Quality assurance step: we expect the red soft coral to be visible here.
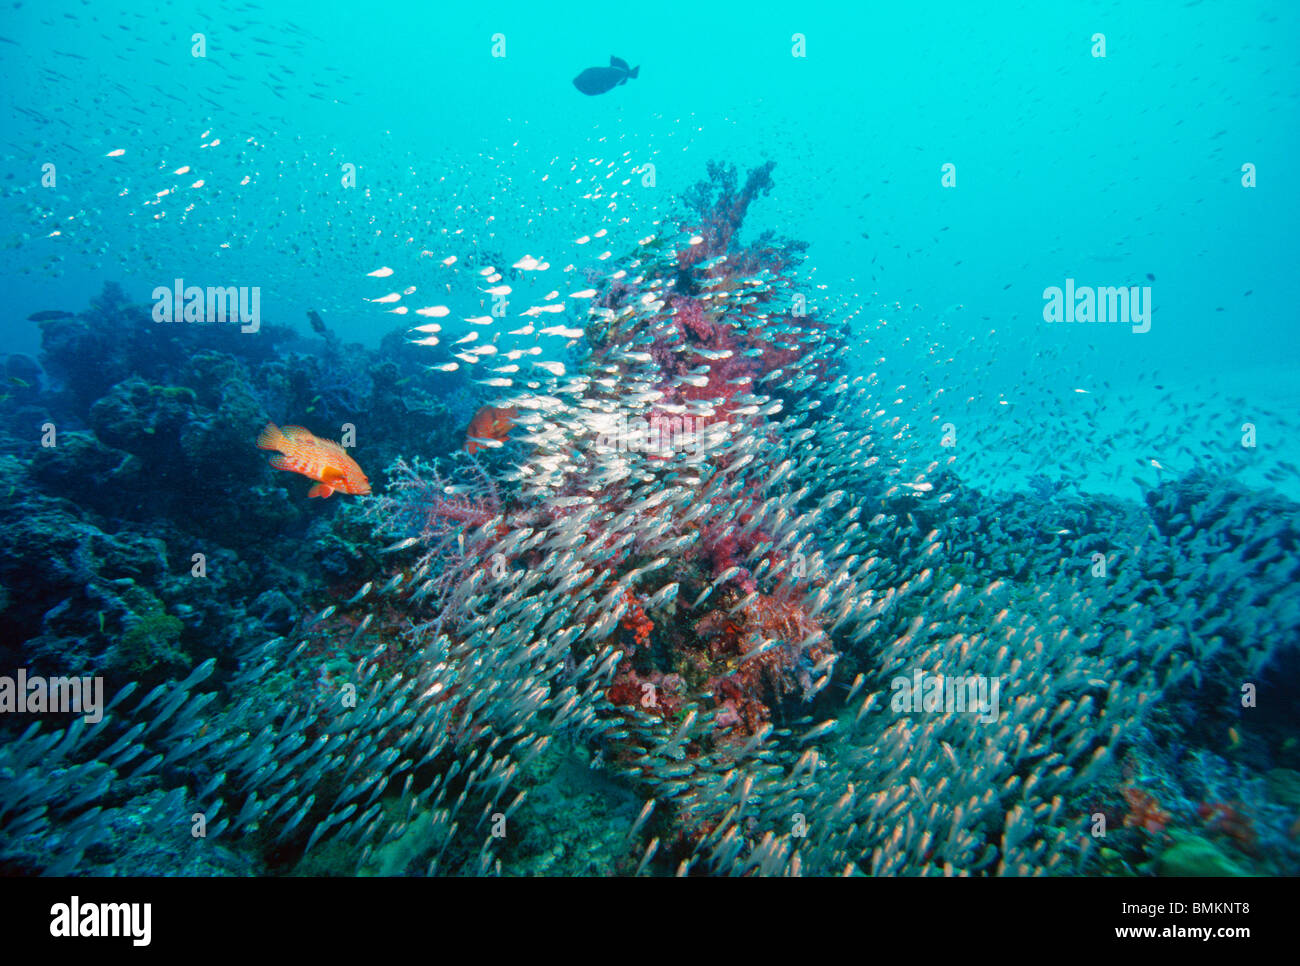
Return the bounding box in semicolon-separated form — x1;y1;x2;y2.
621;590;654;650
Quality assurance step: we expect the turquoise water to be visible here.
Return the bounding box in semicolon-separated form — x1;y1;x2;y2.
1;1;1297;877
6;1;1298;483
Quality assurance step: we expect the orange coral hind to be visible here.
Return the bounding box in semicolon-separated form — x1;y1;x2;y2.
465;405;517;454
257;422;371;497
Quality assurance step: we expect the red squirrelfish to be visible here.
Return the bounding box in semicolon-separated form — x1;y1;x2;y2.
257;422;371;498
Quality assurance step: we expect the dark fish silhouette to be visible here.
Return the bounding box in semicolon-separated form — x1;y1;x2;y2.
27;310;74;321
573;56;639;96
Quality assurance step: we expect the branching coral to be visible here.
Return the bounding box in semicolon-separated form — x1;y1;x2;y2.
362;454;506;635
680;160;777;262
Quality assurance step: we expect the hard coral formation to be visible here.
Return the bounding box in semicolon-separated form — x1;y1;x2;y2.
0;281;490;873
115;594;189;676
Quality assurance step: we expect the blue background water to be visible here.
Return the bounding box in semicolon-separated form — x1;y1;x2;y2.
2;0;1297;481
